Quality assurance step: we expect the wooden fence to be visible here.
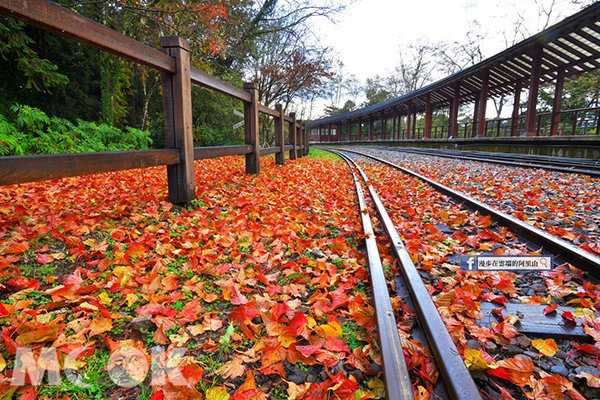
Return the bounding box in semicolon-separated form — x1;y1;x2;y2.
0;0;309;204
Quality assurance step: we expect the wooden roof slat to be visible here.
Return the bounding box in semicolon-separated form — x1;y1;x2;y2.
573;30;600;51
554;38;589;59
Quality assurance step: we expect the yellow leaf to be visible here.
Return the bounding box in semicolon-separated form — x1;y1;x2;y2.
573;308;596;319
113;266;135;287
277;333;296;348
0;353;6;372
169;332;190;346
79;302;99;312
532;338;558;357
464;348;490;371
237;235;252;248
287;381;311;400
37;313;54;324
316;321;342;338
89;317;113;337
126;293;138;307
206;387;230;400
367;378;385;399
83;238;97;247
98;292;113;305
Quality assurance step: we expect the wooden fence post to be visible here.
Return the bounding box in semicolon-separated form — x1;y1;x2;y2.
304;124;309;156
243;82;260;174
160;36;195;205
275;104;285;165
298;120;305;155
290;113;297;160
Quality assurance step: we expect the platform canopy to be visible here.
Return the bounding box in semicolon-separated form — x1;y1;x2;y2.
308;2;600;128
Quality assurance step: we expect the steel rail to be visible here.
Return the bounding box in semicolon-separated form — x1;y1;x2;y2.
341;148;600;279
407;148;600;170
333;150;483;400
377;147;600;176
336;153;414;400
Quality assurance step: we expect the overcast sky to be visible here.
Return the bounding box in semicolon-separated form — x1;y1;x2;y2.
303;0;590;118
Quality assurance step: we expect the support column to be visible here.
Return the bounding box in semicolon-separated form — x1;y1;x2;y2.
337;122;342;142
412;113;417;139
369;115;374;141
424;93;432;139
243;82;260;174
477;69;489;138
472;92;480;138
511;81;522;136
160;36;195;205
550;69;565;137
381;113;386;140
392;107;397;140
289;113;297;160
524;45;543;136
358;118;363;141
449;81;460;138
406;101;412;140
398;113;403;139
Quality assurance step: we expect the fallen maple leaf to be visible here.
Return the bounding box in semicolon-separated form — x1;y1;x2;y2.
89;317;113;337
574;344;600;357
0;242;29;255
532;338;558;357
315;321;343;338
543;303;558;315
577;371;600;388
215;358;246;379
15;326;60;346
562;311;577;324
496;356;534;386
464;348;491;371
286;381;311;400
36;253;54;265
125;243;146;263
206;386;230;400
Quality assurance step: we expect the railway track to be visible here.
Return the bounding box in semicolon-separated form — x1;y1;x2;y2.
331;148;600;399
369;146;600;177
333;149;481;400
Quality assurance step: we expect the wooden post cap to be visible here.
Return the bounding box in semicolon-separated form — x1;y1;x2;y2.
159;36;189;51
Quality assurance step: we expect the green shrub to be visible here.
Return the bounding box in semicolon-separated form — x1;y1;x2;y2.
0;104;152;156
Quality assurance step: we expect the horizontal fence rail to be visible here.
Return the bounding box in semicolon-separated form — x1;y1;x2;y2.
0;0;310;204
0;150;180;186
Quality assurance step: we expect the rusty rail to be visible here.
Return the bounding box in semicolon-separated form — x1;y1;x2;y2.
334;152;414;400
